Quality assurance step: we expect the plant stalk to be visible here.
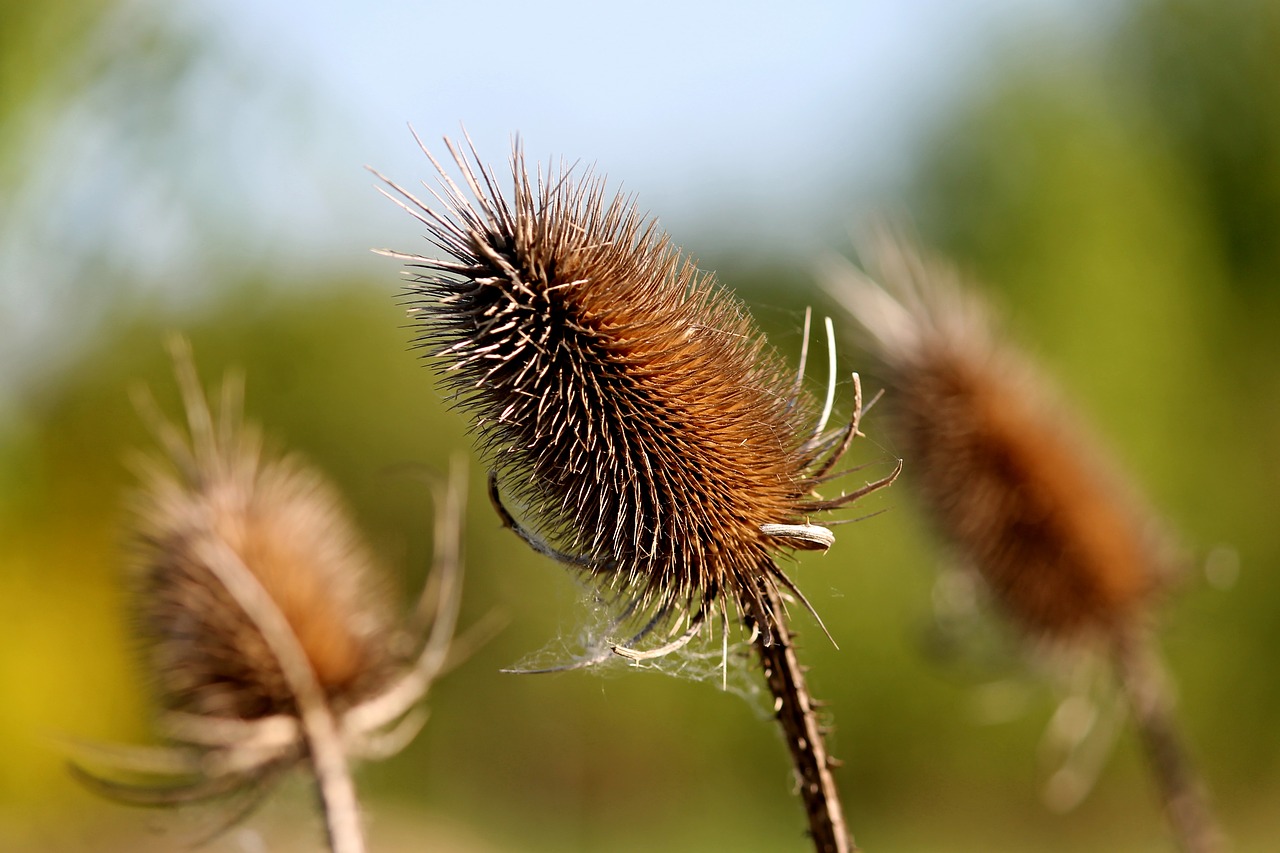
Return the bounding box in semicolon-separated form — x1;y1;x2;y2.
750;580;856;853
1112;627;1224;853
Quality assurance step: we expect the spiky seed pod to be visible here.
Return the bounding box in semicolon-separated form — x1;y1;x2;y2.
822;235;1170;644
379;138;880;636
378;136;895;853
76;341;471;853
132;360;393;719
822;234;1225;853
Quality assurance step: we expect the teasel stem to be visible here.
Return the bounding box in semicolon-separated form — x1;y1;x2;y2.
749;578;855;853
1111;627;1224;853
192;536;366;853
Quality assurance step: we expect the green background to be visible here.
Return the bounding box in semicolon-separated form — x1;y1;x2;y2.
3;1;1278;850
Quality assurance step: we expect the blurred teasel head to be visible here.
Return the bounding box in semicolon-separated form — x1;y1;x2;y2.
819;231;1175;647
821;233;1227;853
373;135;897;653
133;359;393;722
74;340;467;853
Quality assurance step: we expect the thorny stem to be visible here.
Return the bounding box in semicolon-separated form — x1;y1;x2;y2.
749;579;856;853
1111;627;1225;853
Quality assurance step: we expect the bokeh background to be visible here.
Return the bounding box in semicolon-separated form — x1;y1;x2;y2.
3;0;1278;850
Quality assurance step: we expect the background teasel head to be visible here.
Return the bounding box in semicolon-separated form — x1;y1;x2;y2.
374;136;896;651
74;339;467;853
820;233;1225;853
820;231;1177;647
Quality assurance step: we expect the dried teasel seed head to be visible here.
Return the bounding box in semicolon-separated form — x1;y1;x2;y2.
375;136;891;640
821;232;1173;645
130;341;394;720
377;136;898;853
76;341;475;853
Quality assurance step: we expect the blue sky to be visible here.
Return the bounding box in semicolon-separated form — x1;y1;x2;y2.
0;0;1105;410
189;0;1106;252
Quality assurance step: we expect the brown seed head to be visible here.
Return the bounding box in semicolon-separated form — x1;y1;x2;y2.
78;342;471;853
377;137;886;636
131;344;393;719
822;233;1171;643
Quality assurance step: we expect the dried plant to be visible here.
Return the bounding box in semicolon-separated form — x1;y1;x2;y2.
373;133;897;853
72;339;468;853
820;231;1224;853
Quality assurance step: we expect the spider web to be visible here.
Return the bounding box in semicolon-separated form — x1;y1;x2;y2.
502;582;768;712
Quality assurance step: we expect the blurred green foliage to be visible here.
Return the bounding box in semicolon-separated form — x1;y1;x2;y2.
1;1;108;177
3;0;1280;850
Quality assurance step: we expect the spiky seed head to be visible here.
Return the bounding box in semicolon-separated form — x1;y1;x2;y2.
822;234;1171;643
131;346;393;719
379;138;877;635
79;347;469;853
